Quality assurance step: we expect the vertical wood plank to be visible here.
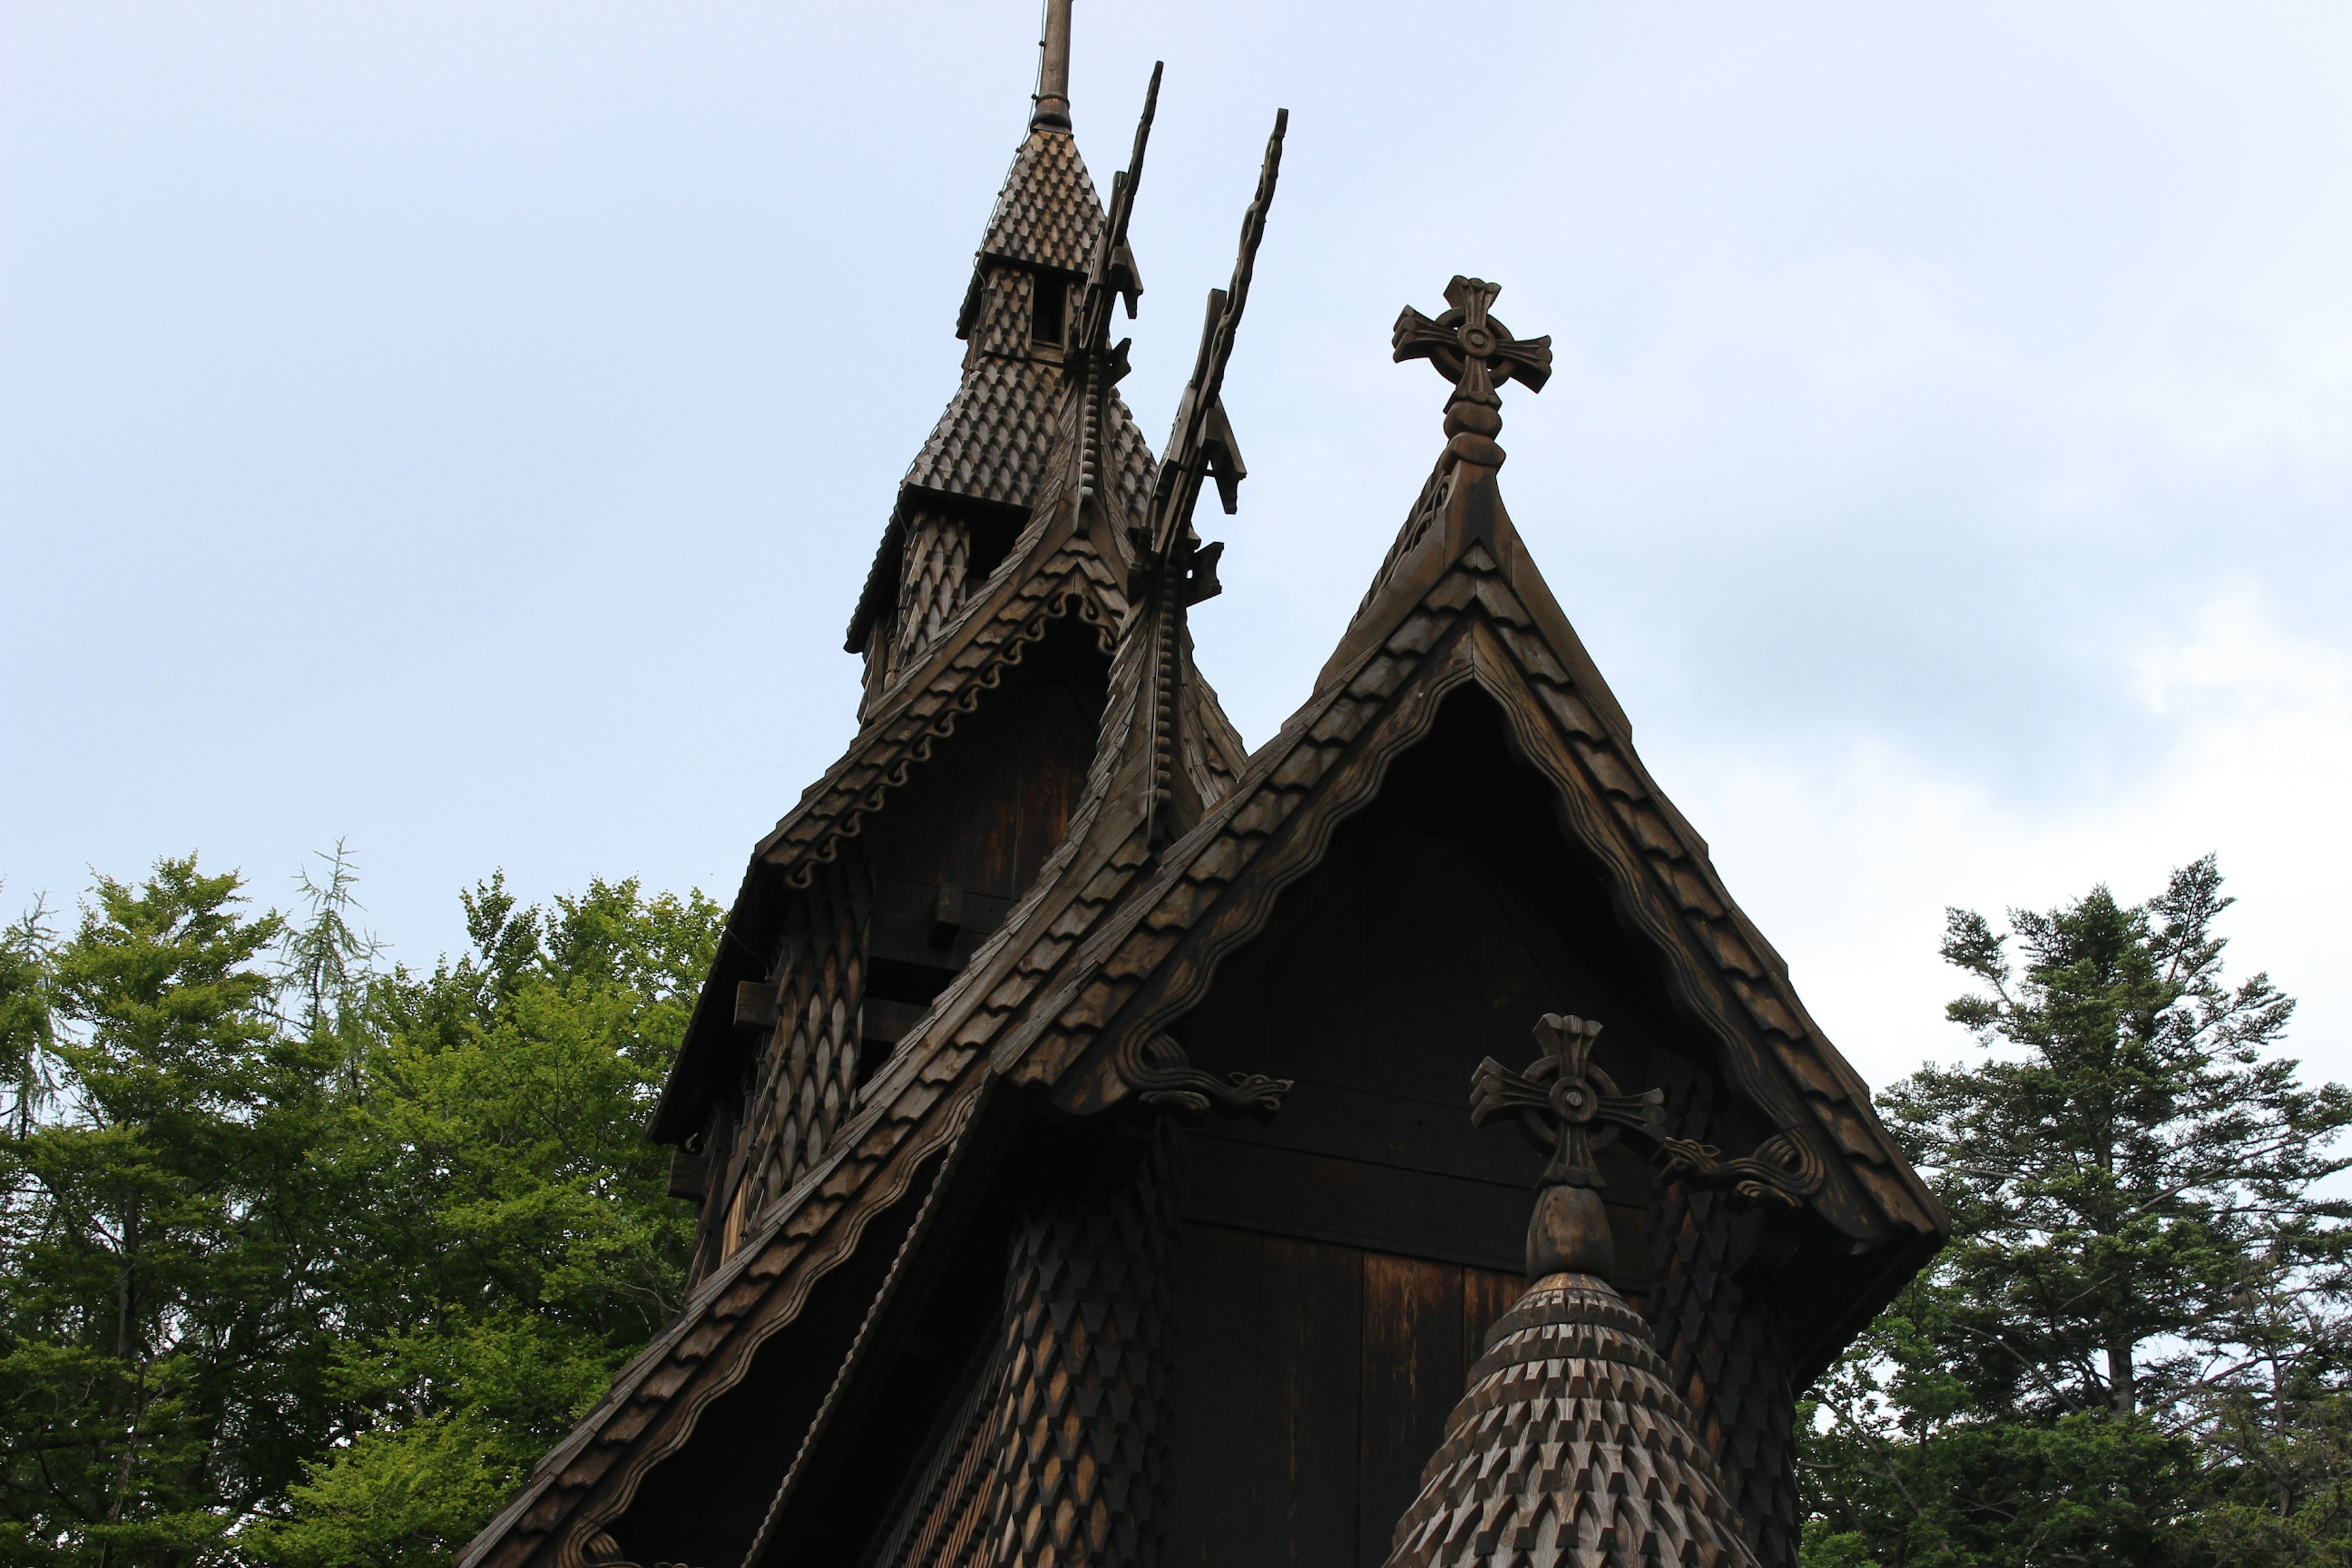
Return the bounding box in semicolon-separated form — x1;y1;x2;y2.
1163;1223;1264;1568
1357;1252;1464;1566
1461;1265;1525;1376
1259;1235;1363;1568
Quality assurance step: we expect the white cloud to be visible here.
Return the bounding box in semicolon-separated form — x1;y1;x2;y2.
1657;587;2352;1092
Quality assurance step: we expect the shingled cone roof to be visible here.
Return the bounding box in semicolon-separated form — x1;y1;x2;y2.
845;92;1159;661
1383;1273;1760;1568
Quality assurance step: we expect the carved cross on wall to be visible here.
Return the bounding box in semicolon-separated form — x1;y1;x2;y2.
1472;1014;1665;1193
1472;1013;1831;1212
1392;276;1553;454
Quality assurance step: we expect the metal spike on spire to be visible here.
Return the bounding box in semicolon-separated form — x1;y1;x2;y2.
1032;0;1074;129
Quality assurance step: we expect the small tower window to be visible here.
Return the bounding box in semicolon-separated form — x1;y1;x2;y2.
1030;276;1067;345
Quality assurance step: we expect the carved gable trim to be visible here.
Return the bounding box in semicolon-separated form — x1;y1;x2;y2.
1033;536;1940;1249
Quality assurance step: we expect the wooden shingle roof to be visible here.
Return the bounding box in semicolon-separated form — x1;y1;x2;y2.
976;127;1104;275
846;117;1155;657
464;377;1945;1568
1383;1273;1760;1568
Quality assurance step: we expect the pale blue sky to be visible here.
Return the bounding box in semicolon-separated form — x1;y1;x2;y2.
6;1;2348;1087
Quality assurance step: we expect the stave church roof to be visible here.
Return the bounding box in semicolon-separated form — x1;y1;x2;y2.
461;13;1948;1567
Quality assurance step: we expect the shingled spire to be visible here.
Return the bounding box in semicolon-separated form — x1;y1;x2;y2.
1380;1014;1762;1568
845;0;1161;712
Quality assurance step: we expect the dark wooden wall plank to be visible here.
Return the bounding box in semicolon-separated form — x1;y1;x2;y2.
1461;1265;1523;1371
1176;695;1686;1306
1258;1236;1365;1568
865;623;1106;901
1164;1223;1265;1568
1156;689;1764;1568
1186;1137;1526;1274
1165;1225;1534;1568
1357;1253;1464;1566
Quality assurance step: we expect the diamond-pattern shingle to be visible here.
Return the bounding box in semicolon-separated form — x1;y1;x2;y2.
902;356;1061;507
1384;1274;1760;1568
848;111;1163;657
979;127;1104;274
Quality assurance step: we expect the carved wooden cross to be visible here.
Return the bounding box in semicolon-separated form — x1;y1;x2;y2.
1472;1014;1666;1193
1472;1012;1832;1212
1392;276;1553;443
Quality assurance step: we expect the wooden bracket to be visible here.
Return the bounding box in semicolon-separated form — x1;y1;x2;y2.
928;884;965;949
1112;1030;1291;1119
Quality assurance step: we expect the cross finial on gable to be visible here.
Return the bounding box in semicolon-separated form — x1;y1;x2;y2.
1392;276;1553;467
1471;1014;1661;1278
1471;1012;1833;1280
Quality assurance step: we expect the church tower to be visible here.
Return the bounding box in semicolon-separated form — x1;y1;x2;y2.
462;10;1945;1568
634;0;1249;1316
844;0;1158;710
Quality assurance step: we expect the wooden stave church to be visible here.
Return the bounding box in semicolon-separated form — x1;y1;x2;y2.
460;12;1948;1568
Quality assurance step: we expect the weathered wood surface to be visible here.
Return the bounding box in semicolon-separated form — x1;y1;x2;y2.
1162;1225;1522;1568
1175;696;1669;1299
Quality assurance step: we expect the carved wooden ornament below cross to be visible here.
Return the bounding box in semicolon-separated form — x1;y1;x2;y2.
1392;276;1553;464
1472;1013;1832;1279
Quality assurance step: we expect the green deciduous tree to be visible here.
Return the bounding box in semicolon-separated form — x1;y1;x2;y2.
0;855;718;1568
247;873;715;1568
1803;856;2352;1566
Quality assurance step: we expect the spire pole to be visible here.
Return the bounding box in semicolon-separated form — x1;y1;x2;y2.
1033;0;1073;129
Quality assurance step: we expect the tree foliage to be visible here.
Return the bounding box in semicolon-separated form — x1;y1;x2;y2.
0;854;720;1567
8;841;2346;1567
1803;856;2352;1566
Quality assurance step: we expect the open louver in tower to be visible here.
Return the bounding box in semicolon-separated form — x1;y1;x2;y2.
461;8;1945;1568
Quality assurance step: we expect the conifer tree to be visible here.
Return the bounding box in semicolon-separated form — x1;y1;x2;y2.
0;855;718;1567
0;856;332;1564
1803;857;2352;1566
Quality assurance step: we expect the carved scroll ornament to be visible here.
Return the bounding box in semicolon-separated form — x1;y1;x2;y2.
1111;1030;1291;1119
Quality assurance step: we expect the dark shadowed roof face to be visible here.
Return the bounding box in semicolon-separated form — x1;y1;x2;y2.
978;127;1103;274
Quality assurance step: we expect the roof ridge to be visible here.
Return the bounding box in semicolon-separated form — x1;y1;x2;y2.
1314;443;1634;741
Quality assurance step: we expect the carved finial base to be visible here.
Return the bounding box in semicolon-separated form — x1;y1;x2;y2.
1526;1181;1615;1280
